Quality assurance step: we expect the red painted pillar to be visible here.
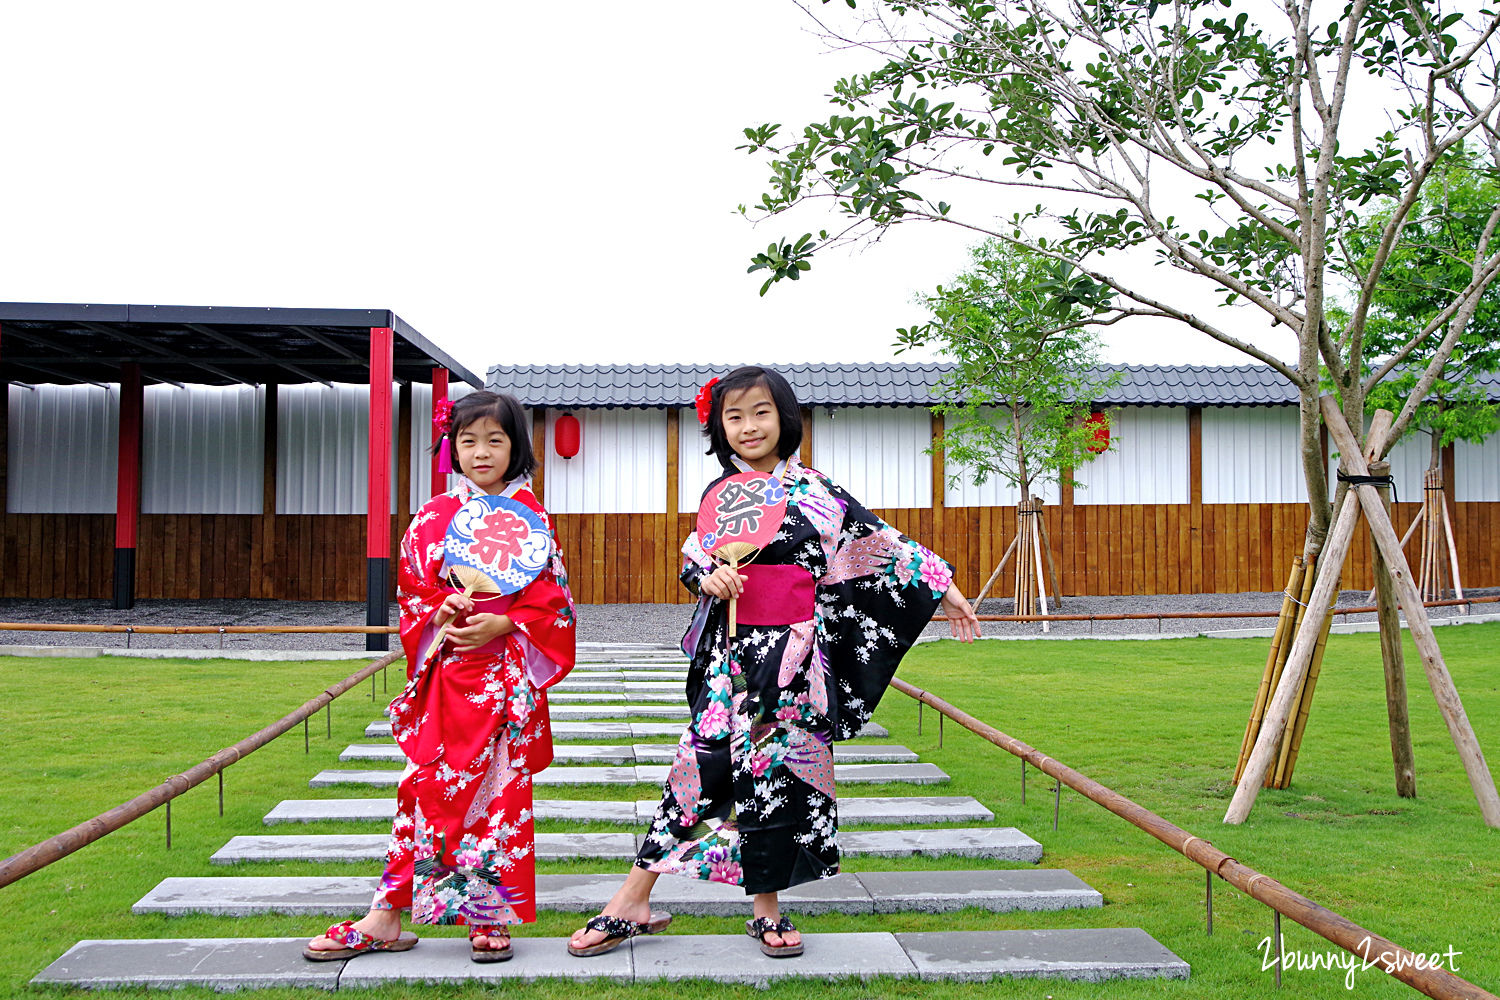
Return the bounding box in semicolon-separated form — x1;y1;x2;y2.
114;363;144;609
366;327;394;651
430;367;450;499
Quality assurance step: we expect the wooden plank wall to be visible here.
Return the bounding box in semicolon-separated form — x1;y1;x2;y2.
0;501;1493;604
0;512;412;601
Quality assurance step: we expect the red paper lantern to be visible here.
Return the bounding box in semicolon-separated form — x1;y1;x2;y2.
1084;411;1109;453
554;413;581;459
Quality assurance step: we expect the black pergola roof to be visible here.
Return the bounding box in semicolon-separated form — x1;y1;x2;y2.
0;302;483;388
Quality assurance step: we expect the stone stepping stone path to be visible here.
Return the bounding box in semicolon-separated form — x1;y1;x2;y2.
263;795;997;826
133;870;1103;917
210;827;1043;864
307;762;951;789
36;641;1188;989
363;719;892;739
339;742;921;765
37;928;1188;989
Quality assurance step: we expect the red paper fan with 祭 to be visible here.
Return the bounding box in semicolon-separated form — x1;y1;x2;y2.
696;471;788;636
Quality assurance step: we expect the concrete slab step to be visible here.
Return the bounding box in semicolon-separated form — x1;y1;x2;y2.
548;691;683;704
364;719;891;740
133;869;1100;917
211;827;1041;865
307;762;949;789
212;832;640;864
550;705;690;720
339;742;921;765
35;929;1188;988
263;795;994;827
552;678;685;692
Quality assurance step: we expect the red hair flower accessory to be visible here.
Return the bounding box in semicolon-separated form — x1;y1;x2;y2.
431;398;455;434
694;376;720;425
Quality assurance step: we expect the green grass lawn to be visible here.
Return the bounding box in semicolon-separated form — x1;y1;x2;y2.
2;625;1498;998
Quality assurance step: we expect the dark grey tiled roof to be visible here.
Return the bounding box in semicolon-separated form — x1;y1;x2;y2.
486;362;1499;408
487;362;1308;407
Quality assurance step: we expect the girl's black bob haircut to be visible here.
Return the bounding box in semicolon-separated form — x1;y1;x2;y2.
434;390;538;482
703;366;803;469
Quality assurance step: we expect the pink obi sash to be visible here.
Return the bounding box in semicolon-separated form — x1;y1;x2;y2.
737;565;816;626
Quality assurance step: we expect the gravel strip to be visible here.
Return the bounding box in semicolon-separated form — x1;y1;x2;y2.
1;587;1494;653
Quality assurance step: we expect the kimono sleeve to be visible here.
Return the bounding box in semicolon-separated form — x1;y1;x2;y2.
817;483;954;739
396;495;461;680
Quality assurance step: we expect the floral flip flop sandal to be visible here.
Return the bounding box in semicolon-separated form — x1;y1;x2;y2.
469;925;513;964
566;911;674;957
746;916;804;958
302;920;418;961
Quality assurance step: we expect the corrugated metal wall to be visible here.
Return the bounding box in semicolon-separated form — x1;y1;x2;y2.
1456;433;1500;501
678;408;727;510
7;384;119;513
276;383;398;515
543;407;666;513
812;405;932;508
1073;405;1189;505
942;407;1060;506
1201;405;1306;504
142;384;264;514
1328;429;1431;499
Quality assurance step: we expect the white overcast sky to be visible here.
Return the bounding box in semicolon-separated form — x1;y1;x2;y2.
0;2;1292;381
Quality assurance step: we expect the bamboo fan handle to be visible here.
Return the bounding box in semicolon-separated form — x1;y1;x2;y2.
421;577;482;665
726;554;740;639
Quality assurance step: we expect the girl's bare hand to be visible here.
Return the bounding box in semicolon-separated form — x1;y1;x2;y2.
439;592;475;618
700;564;748;600
941;584;981;642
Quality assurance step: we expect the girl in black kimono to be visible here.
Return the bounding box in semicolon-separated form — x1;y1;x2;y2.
568;366;980;958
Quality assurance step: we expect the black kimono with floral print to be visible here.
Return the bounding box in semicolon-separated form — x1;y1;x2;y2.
633;458;953;894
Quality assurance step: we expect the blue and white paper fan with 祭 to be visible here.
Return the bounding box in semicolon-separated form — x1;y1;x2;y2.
441;494;551;595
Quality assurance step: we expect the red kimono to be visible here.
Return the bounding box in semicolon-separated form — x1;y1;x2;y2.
372;477;575;926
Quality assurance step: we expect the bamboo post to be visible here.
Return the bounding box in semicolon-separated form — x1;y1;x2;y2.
1370;459;1417;798
1031;502;1051;633
973;533;1020;610
1273;597;1336;788
1225;409;1393;823
1235;557;1304;783
1440;491;1465;601
1035;499;1064;608
1322;399;1500;827
1013;505;1034;617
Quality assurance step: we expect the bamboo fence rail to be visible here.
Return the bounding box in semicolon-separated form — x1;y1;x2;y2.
890;677;1498;1000
0;650;403;890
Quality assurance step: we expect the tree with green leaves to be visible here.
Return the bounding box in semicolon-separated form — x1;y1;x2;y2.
903;238;1121;610
900;239;1118;506
1350;150;1500;468
739;0;1500;560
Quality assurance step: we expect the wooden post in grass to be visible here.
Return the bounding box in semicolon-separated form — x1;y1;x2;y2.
1370;459;1416;798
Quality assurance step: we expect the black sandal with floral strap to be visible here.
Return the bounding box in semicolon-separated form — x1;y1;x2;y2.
746;916;803;958
567;911;673;957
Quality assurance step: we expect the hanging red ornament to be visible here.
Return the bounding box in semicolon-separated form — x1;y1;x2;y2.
555;413;581;459
1084;411;1110;453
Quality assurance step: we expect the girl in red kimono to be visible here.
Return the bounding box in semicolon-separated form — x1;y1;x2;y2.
305;390;575;964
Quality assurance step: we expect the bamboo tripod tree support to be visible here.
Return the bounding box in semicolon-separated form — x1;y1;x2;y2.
972;498;1063;625
1225;399;1500;828
1367;468;1465;603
